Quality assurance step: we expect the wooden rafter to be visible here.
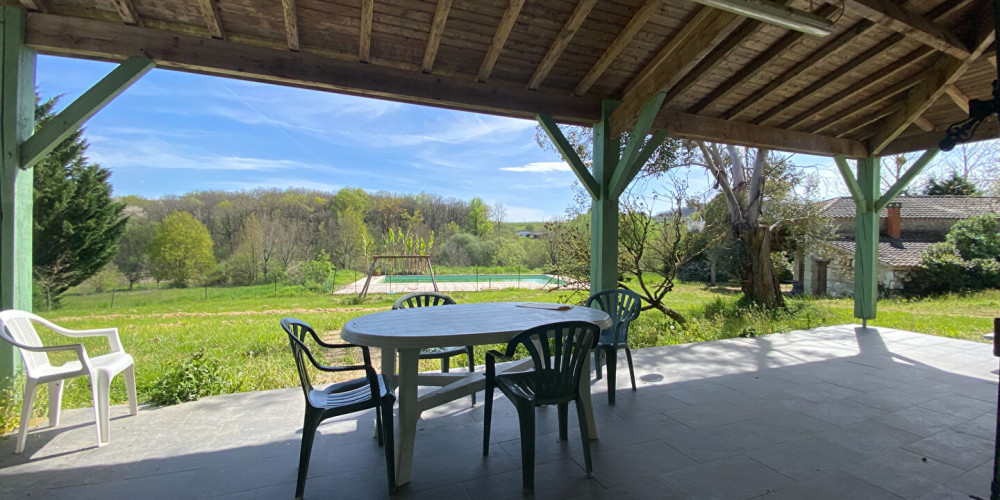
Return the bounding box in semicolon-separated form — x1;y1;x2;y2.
573;0;660;96
845;0;970;59
661;18;761;107
197;0;224;39
724;19;874;121
111;0;139;26
943;85;970;113
422;0;452;73
477;0;526;83
16;0;44;12
882;119;998;156
611;7;742;134
688;3;839;114
281;0;299;51
809;78;919;134
913;116;935;131
527;0;596;90
359;0;373;62
868;16;994;154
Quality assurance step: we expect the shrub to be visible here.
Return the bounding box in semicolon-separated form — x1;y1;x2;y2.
0;376;26;435
947;214;1000;261
902;242;1000;296
295;250;334;292
147;350;229;406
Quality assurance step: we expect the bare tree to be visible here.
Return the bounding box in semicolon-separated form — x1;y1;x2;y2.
491;201;507;228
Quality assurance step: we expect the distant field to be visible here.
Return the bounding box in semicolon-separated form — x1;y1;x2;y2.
19;282;1000;414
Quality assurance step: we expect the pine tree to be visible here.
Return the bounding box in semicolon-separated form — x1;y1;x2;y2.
33;97;128;308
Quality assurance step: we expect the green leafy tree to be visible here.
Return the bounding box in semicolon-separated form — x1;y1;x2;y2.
467;197;492;236
946;214;1000;260
148;211;217;287
924;172;978;195
114;217;156;290
33;96;128;309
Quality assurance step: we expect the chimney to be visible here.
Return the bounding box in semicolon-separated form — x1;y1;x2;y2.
886;202;902;239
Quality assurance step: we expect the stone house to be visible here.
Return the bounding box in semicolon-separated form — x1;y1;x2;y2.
795;196;1000;297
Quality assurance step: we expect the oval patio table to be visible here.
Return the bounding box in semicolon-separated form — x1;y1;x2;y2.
342;302;612;487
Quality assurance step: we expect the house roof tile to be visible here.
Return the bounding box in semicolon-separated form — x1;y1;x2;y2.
826;233;944;268
823;196;1000;219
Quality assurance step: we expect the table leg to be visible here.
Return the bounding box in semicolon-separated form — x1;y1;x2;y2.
395;348;420;486
579;352;598;440
375;347;398;438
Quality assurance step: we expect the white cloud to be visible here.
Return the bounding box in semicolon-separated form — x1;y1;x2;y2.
211;177;343;192
500;161;571;173
86;137;335;173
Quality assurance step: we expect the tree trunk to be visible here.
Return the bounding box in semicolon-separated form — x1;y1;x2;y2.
739;225;785;308
647;303;687;325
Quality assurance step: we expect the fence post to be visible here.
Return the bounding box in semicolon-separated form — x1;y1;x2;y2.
110;289;116;310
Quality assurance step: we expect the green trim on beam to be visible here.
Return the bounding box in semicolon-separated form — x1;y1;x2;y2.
611;130;666;199
590;100;620;292
609;92;666;198
536;113;599;198
873;148;939;212
833;154;866;209
20;56;153;170
854;156;880;321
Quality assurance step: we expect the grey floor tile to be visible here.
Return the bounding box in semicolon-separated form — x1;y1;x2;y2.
818;419;922;454
745;436;870;481
460;458;604;500
660;455;794;500
918;394;995;420
752;471;904;500
588;439;697;488
903;429;994;471
841;448;963;499
666;401;758;429
875;406;968;437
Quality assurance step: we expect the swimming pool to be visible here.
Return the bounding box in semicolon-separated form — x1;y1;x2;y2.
383;274;565;285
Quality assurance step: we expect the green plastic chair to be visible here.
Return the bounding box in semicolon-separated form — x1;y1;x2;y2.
392;292;476;405
482;320;600;492
586;288;642;405
281;318;396;498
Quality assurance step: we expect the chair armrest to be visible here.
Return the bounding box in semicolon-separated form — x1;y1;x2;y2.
16;342;92;370
485;349;513;380
33;316;125;353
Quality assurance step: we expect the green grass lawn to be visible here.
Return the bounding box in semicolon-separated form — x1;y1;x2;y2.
13;282;1000;418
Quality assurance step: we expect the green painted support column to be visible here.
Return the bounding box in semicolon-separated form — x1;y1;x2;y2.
0;6;36;380
854;156;880;322
590;101;620;293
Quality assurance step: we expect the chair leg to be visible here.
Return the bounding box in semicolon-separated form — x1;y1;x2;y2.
605;347;618;405
16;379;38;454
375;407;384;446
466;346;476;406
594;349;603;380
124;364;139;415
96;371;112;445
482;380;494;456
558;402;568;441
381;398;396;492
295;410;322;500
89;375;103;446
442;356;450;373
48;380;64;428
575;400;593;478
515;402;536;492
625;346;637;391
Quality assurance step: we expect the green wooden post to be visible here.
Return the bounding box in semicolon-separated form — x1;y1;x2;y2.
590;100;620;292
854;156;880;322
0;6;35;380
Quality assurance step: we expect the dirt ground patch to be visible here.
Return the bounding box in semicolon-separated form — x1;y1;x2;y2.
52;307;386;322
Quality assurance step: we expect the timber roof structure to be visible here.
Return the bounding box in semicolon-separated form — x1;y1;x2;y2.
6;0;997;158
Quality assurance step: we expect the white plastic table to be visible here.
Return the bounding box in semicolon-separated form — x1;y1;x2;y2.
341;302;613;487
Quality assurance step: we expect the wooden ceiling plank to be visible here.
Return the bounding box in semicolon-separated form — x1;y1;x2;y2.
111;0;141;25
845;0;970;59
197;0;224;39
572;0;661;96
477;0;526;82
912;116;934;132
943;85;970;113
422;0;453;73
17;0;44;12
611;7;742;133
527;0;597;90
359;0;373;62
723;19;874;121
688;2;840;114
281;0;299;51
661;17;761;107
651;108;868;158
809;78;919;134
868;18;994;155
780;46;935;132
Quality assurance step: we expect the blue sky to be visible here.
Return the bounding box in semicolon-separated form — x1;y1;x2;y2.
38;55;859;221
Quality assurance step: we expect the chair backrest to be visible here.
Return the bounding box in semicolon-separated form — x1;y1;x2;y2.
280;318;320;400
585;289;641;344
392;292;456;310
0;310;53;374
503;321;599;404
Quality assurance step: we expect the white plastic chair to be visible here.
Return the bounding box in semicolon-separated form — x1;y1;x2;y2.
0;309;137;453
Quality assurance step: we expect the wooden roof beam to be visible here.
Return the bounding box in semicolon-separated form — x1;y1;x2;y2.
912;116;934;132
111;0;140;26
724;19;874;121
573;0;660;96
661;17;761;107
868;16;994;155
845;0;971;59
359;0;373;62
688;2;839;114
882;119;998;156
943;85;970;114
422;0;452;73
527;0;596;90
197;0;224;39
611;7;742;134
477;0;526;83
281;0;299;51
809;78;919;135
17;0;44;12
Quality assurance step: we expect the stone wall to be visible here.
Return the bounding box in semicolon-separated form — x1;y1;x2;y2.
796;240;908;298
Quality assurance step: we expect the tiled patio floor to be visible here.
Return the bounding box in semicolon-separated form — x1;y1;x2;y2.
1;325;997;499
